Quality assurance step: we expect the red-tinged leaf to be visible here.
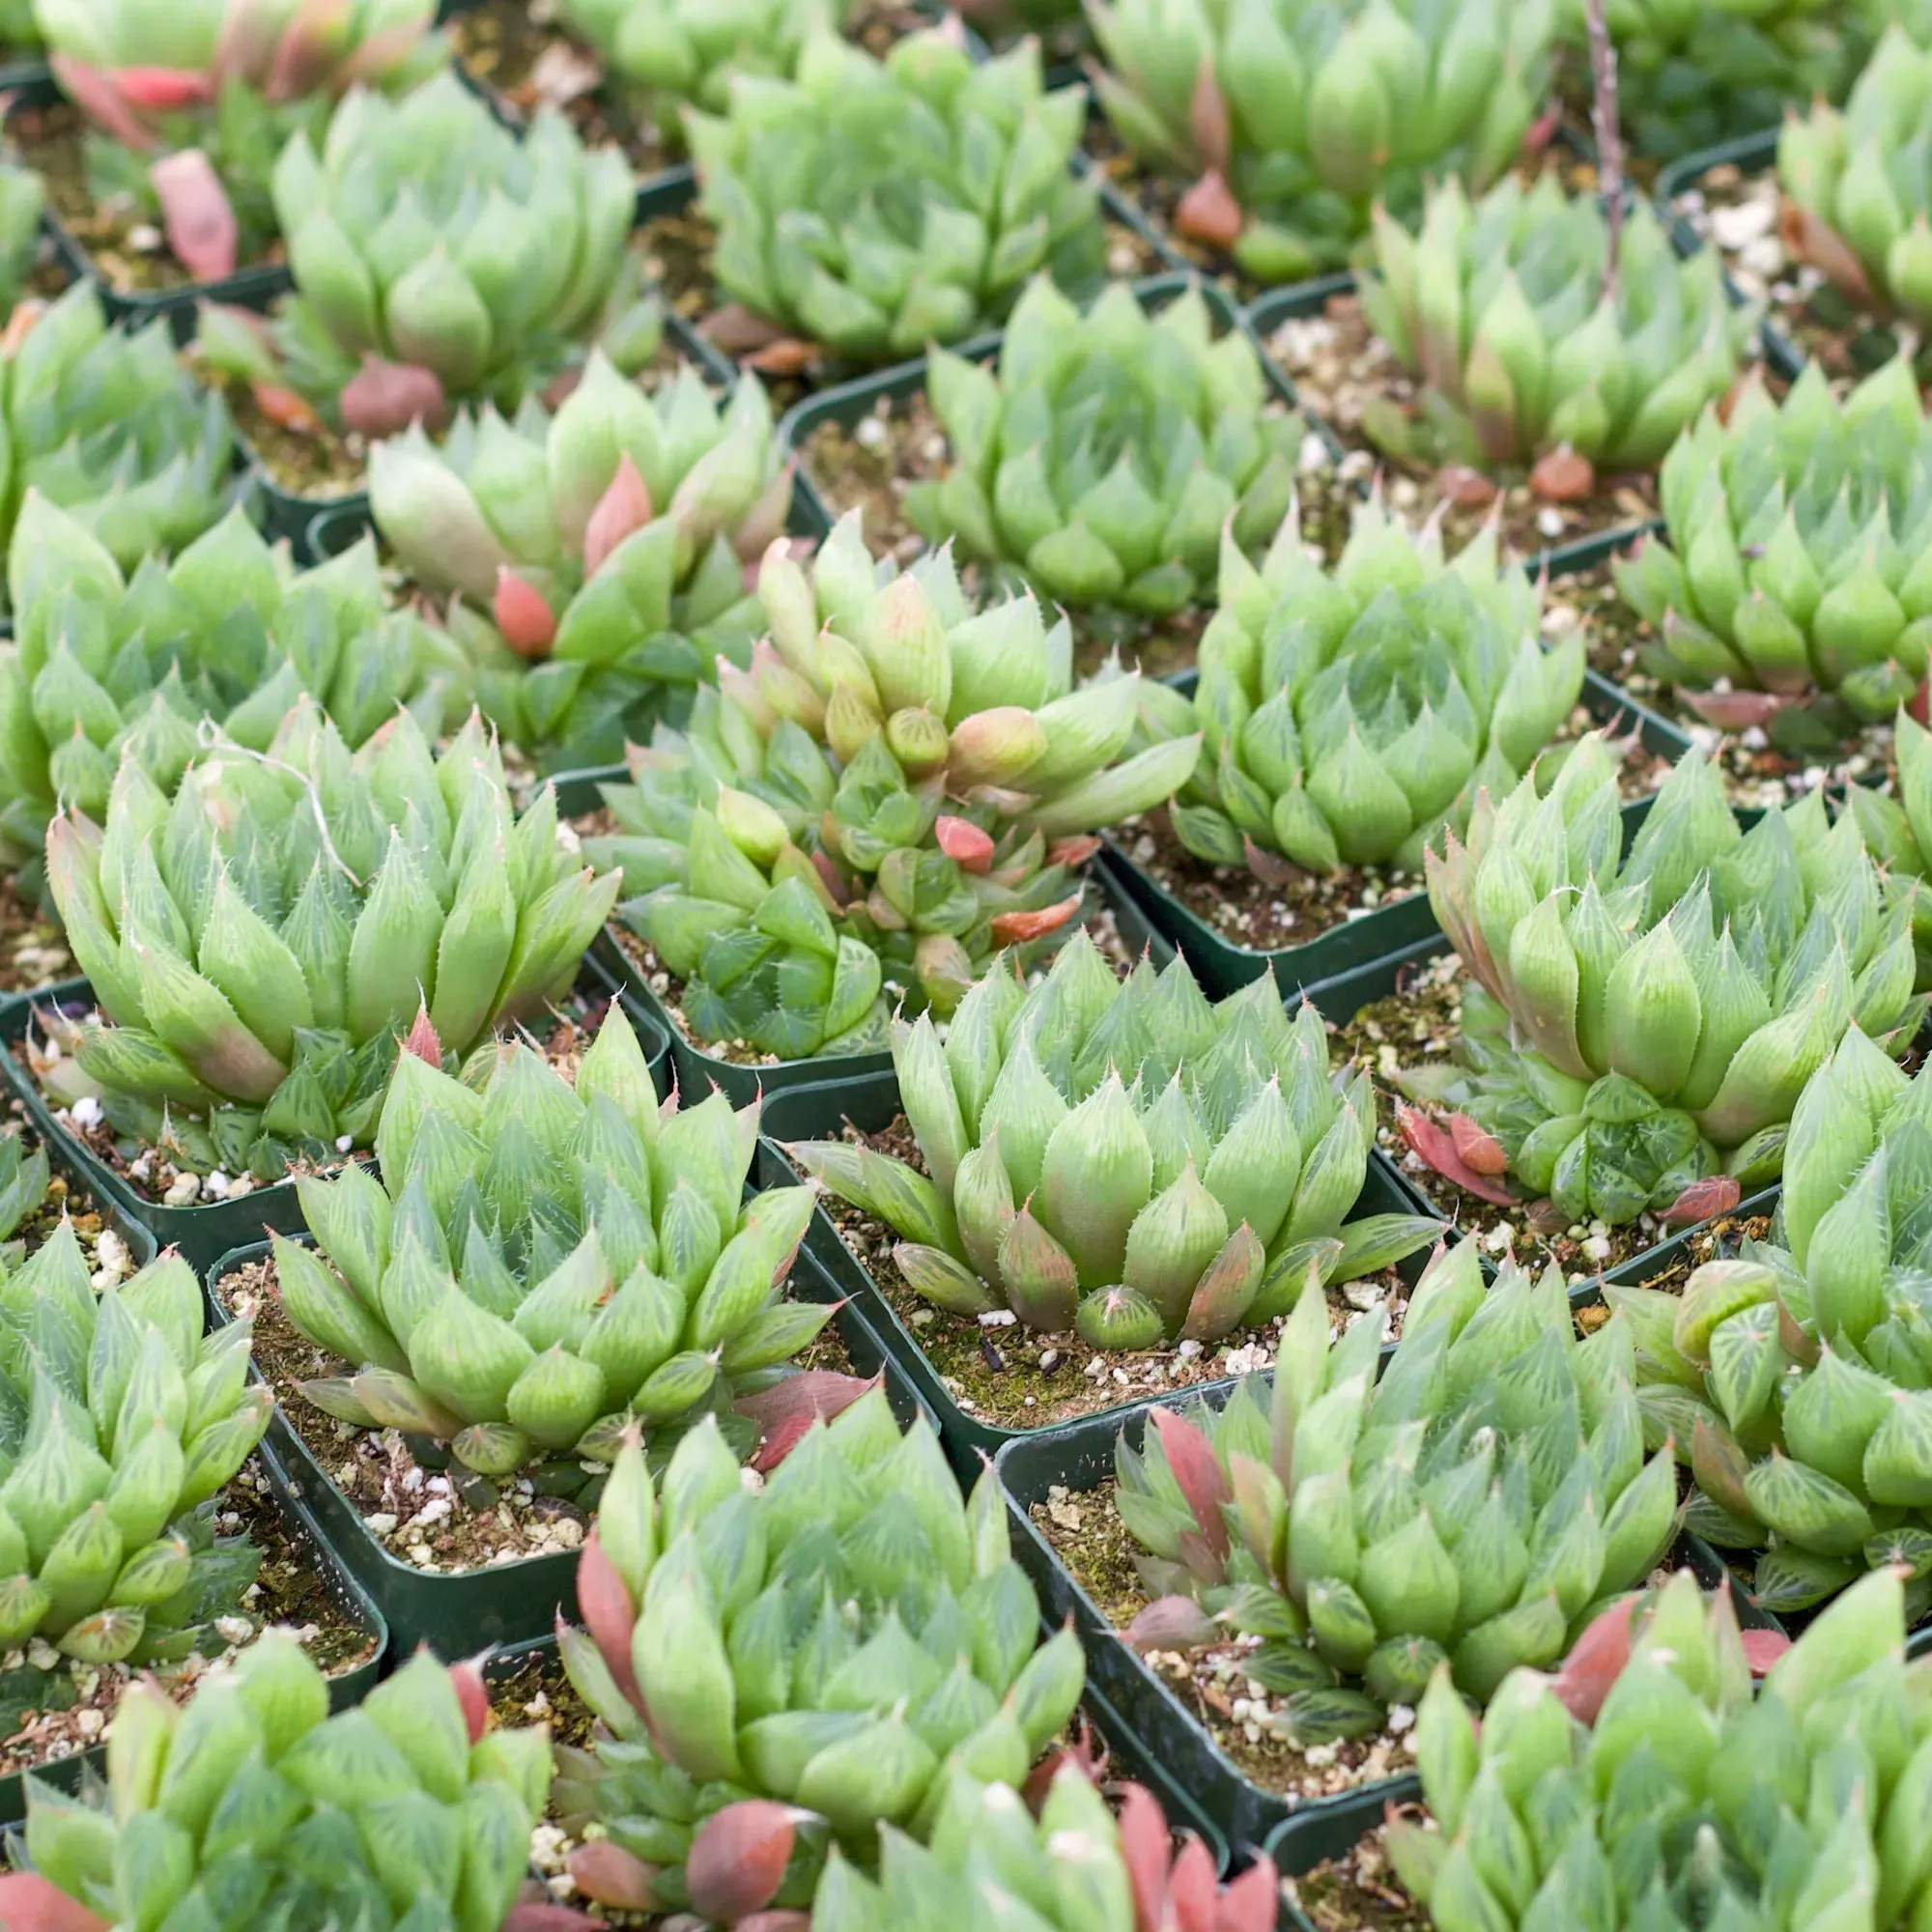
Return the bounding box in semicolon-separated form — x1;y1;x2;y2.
524;37;603;107
1524;1196;1570;1237
745;336;819;376
1523;103;1561;152
0;1874;111;1932
936;813;995;872
735;1917;812;1932
403;1005;441;1066
1677;688;1793;731
583;453;653;580
1176;167;1243;250
447;1653;490;1744
106;64;212;110
688;1802;799;1922
1151;1406;1231;1564
730;458;796;564
0;298;42;355
990;894;1084;944
1109;1785;1166;1932
1397;1108;1517;1206
1552;1595;1636;1725
1913;677;1931;727
735;1369;878;1472
1047;834;1103;867
1435;463;1498;508
1779;198;1878;309
1020;1716;1111;1813
212;0;284;88
339;354;447;437
1659;1175;1742;1228
1167;1834;1220;1932
703;302;793;354
1215;1857;1280;1932
1528;444;1594;503
1741;1629;1792;1675
576;1531;644;1715
504;1899;604;1932
265;0;354;101
495;567;558;657
51;54;156;148
811;847;852;906
541;365;584;411
1122;1594;1220;1653
1187;53;1229;172
337;15;439;87
1448;1112;1508;1177
1242;836;1302;890
248;380;321;432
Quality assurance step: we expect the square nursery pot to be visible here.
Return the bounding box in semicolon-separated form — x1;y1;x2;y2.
3;72;295;331
1296;926;1782;1304
758;1059;1435;1477
0;957;669;1277
204;1221;932;1658
0;1440;388;1828
1098;668;1694;999
1657;130;1804;383
584;818;1175;1110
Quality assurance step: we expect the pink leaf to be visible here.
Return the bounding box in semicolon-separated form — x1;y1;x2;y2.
1187;54;1229;173
1122;1593;1220;1653
1215;1859;1280;1932
1659;1175;1742;1228
403;1005;441;1066
1552;1595;1636;1725
583;453;653;580
504;1900;604;1932
990;894;1084;944
810;848;853;907
1021;1716;1111;1813
494;568;558;657
703;302;793;355
1167;1836;1220;1932
1047;834;1103;867
1913;677;1930;726
265;0;354;102
249;381;321;432
735;1917;812;1932
105;64;212;110
1528;444;1594;503
734;1369;879;1474
565;1838;653;1908
1677;688;1794;732
729;457;797;563
338;355;447;437
336;14;437;87
1151;1406;1231;1571
575;1531;644;1716
1436;464;1499;508
148;150;237;282
446;1653;490;1745
936;813;995;872
50;54;156;149
1118;1783;1170;1932
1741;1629;1791;1675
1398;1108;1518;1207
1175;168;1243;251
688;1803;800;1923
1448;1112;1508;1178
0;1875;111;1932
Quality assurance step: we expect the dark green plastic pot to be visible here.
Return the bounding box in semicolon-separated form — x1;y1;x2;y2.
0;959;669;1275
764;1056;1436;1476
207;1217;930;1656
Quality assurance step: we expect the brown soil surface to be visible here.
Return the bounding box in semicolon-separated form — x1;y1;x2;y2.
0;886;71;995
1285;1813;1432;1931
205;364;367;499
11;99;284;293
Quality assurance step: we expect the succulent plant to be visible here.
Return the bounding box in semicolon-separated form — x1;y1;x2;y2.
1165;496;1583;880
1389;1566;1930;1932
41;705;619;1182
1358;176;1759;479
1410;730;1926;1228
9;1633;567;1932
790;933;1442;1346
806;1765;1279;1932
0;1222;271;1663
902;277;1302;613
0;282;239;579
554;0;833;146
683;29;1104;365
1613;353;1932;743
0;163;42;315
1114;1239;1679;1737
584;511;1204;1052
367;355;791;772
1590;0;1872;163
1778;23;1932;335
0;493;470;877
197;70;645;436
0;0;38;48
1083;0;1555;281
553;1392;1087;1916
274;999;837;1481
37;0;442;284
1636;1023;1932;1621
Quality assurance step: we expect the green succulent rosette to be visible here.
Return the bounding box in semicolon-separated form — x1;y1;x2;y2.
791;933;1442;1347
0;162;40;317
1614;351;1932;747
368;355;789;772
275;999;833;1482
1162;495;1582;880
41;707;619;1182
1640;1025;1932;1621
585;511;1202;1055
554;1394;1086;1914
1358;176;1760;477
903;277;1303;614
1392;1567;1932;1931
1085;0;1555;280
1116;1239;1679;1740
14;1634;557;1932
683;28;1104;365
1410;730;1925;1228
0;1223;270;1664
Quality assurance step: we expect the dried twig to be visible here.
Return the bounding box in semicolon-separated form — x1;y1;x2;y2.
1586;0;1625;296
